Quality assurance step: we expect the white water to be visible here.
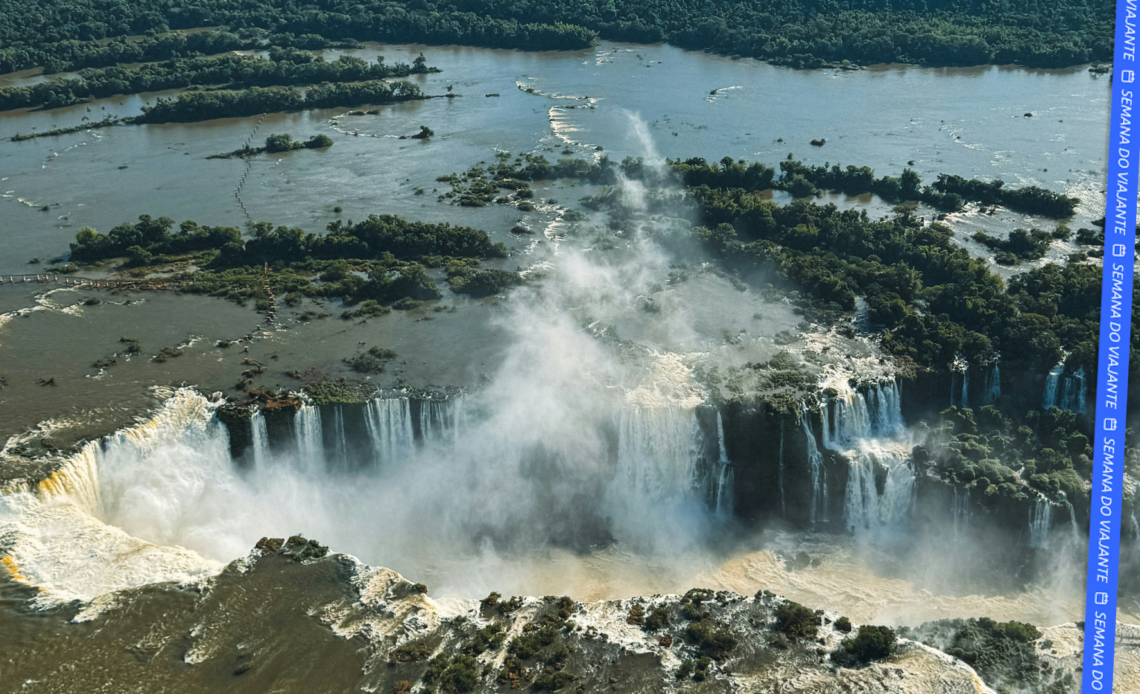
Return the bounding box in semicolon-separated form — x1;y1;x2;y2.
1043;364;1086;413
1068;504;1081;546
820;380;915;535
363;398;416;468
1;386;733;603
801;405;827;524
615;406;702;502
418;398;466;449
713;411;733;518
952;487;971;539
983;364;1001;404
1059;368;1087;414
250;411;269;469
1029;497;1053;549
329;405;349;471
1042;363;1065;410
294;404;325;473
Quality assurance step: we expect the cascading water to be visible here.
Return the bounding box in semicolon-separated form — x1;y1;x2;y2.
801;405;827;524
294;404;325;472
250;411;269;470
615;406;703;502
821;380;914;535
418;398;465;448
1028;497;1053;549
1042;363;1064;410
329;405;349;471
1058;368;1087;414
713;411;734;518
1068;503;1081;545
952;487;971;539
983;364;1001;404
949;356;969;408
363;398;416;469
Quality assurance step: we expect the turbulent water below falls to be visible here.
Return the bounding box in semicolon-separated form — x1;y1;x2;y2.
0;387;1109;630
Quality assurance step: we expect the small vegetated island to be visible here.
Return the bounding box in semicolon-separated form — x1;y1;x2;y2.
66;212;522;317
209;133;334;159
0;0;1114;77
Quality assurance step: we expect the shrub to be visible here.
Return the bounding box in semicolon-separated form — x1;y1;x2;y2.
831;625;897;667
774;601;819;640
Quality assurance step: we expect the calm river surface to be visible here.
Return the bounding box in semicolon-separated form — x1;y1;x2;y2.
0;41;1111;277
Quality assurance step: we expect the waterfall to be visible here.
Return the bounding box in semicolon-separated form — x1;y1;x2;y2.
821;380;913;534
329;405;349;471
418;397;466;447
1042;363;1064;410
616;406;702;502
952;487;971;538
250;411;269;470
713;411;734;518
364;398;416;469
1059;368;1087;414
1068;504;1081;545
778;419;786;518
294;404;325;472
823;379;904;447
842;443;914;534
983;365;1001;404
960;368;969;408
801;406;827;524
1028;497;1053;549
1131;513;1140;544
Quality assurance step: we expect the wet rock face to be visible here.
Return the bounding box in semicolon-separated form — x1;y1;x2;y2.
256;535;329;562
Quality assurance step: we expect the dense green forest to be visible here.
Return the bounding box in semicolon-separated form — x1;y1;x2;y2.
131;80;425;123
0;0;1113;75
67;213;514;308
0;49;434;111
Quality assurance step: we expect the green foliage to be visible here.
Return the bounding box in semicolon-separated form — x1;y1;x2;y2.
686;618;737;659
774;601;819;640
391;640;432;663
0;51;430;111
133;80;423;124
835;616;853;633
345;346;398;374
971;228;1055;262
830;625;897;667
903;617;1043;688
447;267;523;297
508;624;559;660
532;670;576;691
464;624;506;656
0;0;1109;76
644;605;670;631
306;134;334;148
302;379;373;405
685;162;1114;375
265;133;302;153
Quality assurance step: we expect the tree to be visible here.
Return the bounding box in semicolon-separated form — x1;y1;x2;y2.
265;133;298;152
831;625;897;667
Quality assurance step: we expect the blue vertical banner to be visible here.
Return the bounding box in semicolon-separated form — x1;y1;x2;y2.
1082;1;1140;690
